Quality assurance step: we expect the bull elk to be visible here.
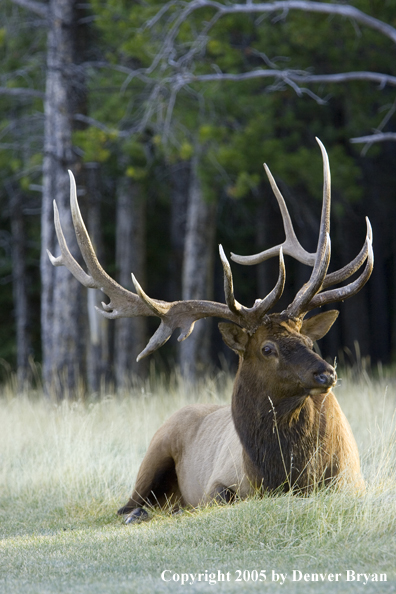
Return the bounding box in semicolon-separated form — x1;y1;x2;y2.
48;139;373;524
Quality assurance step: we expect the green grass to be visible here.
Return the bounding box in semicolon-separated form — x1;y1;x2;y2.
0;371;395;593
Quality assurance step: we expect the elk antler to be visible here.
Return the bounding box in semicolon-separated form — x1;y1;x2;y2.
231;138;373;319
48;171;286;360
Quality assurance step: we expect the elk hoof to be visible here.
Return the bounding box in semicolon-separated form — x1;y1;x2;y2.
212;486;236;504
125;508;149;525
172;508;184;517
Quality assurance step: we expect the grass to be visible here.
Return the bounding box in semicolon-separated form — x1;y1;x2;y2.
0;370;395;593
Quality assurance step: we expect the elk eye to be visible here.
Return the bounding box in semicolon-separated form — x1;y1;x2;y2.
262;344;275;356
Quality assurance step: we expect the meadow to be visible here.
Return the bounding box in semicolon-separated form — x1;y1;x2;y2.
0;368;395;593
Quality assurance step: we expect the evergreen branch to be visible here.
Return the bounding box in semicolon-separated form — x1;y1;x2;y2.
10;0;48;19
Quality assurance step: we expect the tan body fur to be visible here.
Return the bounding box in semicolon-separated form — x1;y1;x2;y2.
128;404;251;509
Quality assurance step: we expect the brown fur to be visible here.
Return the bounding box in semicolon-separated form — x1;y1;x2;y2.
118;311;363;522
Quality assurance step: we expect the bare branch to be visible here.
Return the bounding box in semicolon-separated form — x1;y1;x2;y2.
178;70;396;89
350;100;396;152
158;69;396;112
374;100;396;137
140;0;396;79
350;132;396;144
144;1;178;30
84;61;156;86
73;114;118;135
72;66;396;142
292;72;396;88
168;1;396;46
0;87;44;98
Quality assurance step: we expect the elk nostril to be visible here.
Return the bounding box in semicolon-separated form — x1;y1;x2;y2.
314;372;335;386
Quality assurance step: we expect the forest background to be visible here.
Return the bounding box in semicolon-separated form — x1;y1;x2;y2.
1;0;396;396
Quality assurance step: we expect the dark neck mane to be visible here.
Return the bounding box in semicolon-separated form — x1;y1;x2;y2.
231;375;331;492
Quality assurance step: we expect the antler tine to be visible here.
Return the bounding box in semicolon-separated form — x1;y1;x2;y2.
281;139;332;318
136;322;175;362
285;234;331;318
220;245;286;330
61;171;151;318
252;246;285;320
315;137;331;243
304;222;373;313
47;200;98;289
219;245;242;315
284;146;373;318
131;273;169;317
322;218;372;289
231;138;331;269
231;164;315;267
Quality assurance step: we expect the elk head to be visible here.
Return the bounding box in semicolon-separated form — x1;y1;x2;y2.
220;312;338;402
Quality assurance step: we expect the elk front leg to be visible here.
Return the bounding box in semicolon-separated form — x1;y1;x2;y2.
117;437;182;522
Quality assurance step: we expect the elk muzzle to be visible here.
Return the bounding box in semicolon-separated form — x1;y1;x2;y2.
310;362;337;394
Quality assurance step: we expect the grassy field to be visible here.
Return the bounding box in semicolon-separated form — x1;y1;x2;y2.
0;370;395;593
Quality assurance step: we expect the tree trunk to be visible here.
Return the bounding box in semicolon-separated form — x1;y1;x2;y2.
9;187;31;390
41;0;84;397
114;177;147;388
180;159;217;380
169;161;189;300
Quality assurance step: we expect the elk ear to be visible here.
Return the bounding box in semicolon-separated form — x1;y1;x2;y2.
301;310;339;342
219;323;249;354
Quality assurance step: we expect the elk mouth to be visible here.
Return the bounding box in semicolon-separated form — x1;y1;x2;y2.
296;368;337;397
308;386;333;396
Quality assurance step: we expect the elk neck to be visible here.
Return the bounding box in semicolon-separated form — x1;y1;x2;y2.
230;317;337;491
